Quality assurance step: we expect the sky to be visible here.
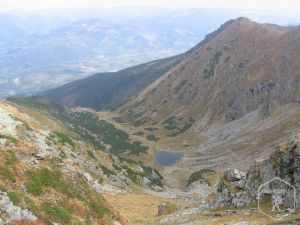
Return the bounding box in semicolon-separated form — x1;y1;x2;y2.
1;0;300;13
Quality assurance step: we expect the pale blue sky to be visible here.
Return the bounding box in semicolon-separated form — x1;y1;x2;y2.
1;0;300;13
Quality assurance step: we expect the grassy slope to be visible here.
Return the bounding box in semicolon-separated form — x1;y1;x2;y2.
42;55;183;110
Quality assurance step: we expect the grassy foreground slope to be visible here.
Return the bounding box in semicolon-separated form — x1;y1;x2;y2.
0;98;164;224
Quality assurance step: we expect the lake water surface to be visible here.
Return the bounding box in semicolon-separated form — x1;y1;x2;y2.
155;151;182;166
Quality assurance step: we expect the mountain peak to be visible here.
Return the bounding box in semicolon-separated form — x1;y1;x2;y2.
222;17;254;30
235;16;252;23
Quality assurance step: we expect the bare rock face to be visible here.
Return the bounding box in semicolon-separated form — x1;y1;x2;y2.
216;134;300;209
0;191;37;222
216;178;232;207
224;168;246;182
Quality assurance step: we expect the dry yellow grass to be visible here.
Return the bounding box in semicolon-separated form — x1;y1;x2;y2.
103;193;189;224
103;193;161;224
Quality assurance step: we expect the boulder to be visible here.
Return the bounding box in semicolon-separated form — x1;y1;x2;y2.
224;169;246;182
82;172;93;183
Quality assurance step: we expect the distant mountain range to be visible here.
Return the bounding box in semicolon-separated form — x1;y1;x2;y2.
1;8;299;98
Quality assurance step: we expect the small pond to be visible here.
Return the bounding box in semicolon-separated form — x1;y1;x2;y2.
155;151;182;166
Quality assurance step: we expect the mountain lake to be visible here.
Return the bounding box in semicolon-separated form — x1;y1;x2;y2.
155;151;182;166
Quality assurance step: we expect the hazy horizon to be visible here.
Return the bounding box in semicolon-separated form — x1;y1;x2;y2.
1;0;300;13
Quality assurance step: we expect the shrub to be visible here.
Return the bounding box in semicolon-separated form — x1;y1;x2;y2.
53;131;74;147
87;150;96;159
224;56;231;63
88;195;111;218
146;134;159;142
98;165;116;176
188;169;216;186
58;111;148;154
133;131;144;136
26;168;65;195
8;192;21;205
42;202;72;224
59;150;67;159
144;127;158;132
175;79;187;94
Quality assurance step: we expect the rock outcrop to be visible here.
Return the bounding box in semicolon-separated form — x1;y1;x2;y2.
0;192;37;222
217;134;300;208
157;202;177;216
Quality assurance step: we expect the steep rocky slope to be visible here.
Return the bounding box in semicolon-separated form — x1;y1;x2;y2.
0;101;167;224
123;17;300;130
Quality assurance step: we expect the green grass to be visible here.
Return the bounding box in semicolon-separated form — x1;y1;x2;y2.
42;201;72;224
0;166;16;182
88;195;111;219
8;192;21;205
5;150;18;165
26;168;65;195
